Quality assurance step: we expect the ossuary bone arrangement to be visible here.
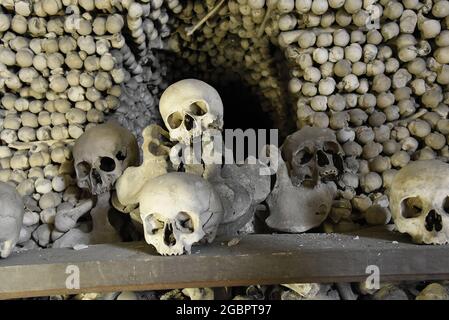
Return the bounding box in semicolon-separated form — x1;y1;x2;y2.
1;0;449;260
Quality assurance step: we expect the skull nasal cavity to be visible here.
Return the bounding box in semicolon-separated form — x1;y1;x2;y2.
317;150;329;166
116;151;126;161
100;157;116;172
299;151;314;164
184;114;195;131
164;223;176;246
425;210;443;232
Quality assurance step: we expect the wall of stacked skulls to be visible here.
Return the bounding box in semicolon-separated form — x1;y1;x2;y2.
1;0;449;247
0;0;173;248
167;0;449;233
1;0;449;301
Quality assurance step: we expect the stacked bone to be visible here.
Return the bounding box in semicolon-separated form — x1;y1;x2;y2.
277;0;449;230
109;0;174;142
163;0;449;229
165;0;292;130
0;0;171;249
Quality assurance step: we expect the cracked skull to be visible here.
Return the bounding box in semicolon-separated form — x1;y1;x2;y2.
266;127;343;233
73;122;139;195
281;127;345;188
390;160;449;244
138;172;224;255
159;79;224;145
0;182;24;258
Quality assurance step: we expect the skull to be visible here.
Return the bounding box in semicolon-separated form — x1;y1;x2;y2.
281;127;345;188
138;172;224;255
0;182;24;258
159;79;224;145
73;122;139;195
266;127;343;233
266;156;337;232
390;160;449;244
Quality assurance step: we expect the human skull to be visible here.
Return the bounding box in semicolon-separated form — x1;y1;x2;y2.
159;79;224;145
266;156;337;233
390;160;449;244
73;122;139;195
139;172;224;255
281;127;345;188
0;182;24;258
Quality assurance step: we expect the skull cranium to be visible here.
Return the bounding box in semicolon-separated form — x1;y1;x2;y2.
138;172;224;255
73;122;139;195
159;79;224;145
0;182;24;258
266;127;343;233
390;160;449;244
282;127;345;188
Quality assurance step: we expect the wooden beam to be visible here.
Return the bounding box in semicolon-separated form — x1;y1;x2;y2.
1;229;448;299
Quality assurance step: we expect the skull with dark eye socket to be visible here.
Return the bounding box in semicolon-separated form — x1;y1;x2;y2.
282;127;345;188
390;160;449;244
159;79;224;145
73;122;139;195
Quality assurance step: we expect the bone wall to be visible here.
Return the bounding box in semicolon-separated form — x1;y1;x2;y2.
0;0;173;249
163;0;449;232
1;0;449;246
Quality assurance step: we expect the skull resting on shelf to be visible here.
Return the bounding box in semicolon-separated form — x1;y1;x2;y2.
266;127;343;233
138;172;224;255
73;122;139;195
281;126;345;188
390;160;449;244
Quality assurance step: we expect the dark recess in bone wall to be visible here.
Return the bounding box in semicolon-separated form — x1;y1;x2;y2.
218;81;273;130
158;51;294;136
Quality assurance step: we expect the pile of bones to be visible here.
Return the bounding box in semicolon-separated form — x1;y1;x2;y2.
1;0;449;299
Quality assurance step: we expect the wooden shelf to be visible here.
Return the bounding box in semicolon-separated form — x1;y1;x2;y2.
1;228;448;299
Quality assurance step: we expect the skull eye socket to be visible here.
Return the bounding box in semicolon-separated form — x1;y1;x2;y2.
443;197;449;214
99;157;116;172
317;150;330;166
76;161;91;178
324;141;341;153
148;142;167;156
167;112;183;129
144;215;164;234
332;153;345;173
401;196;423;218
188;101;207;116
176;211;194;233
297;150;314;165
